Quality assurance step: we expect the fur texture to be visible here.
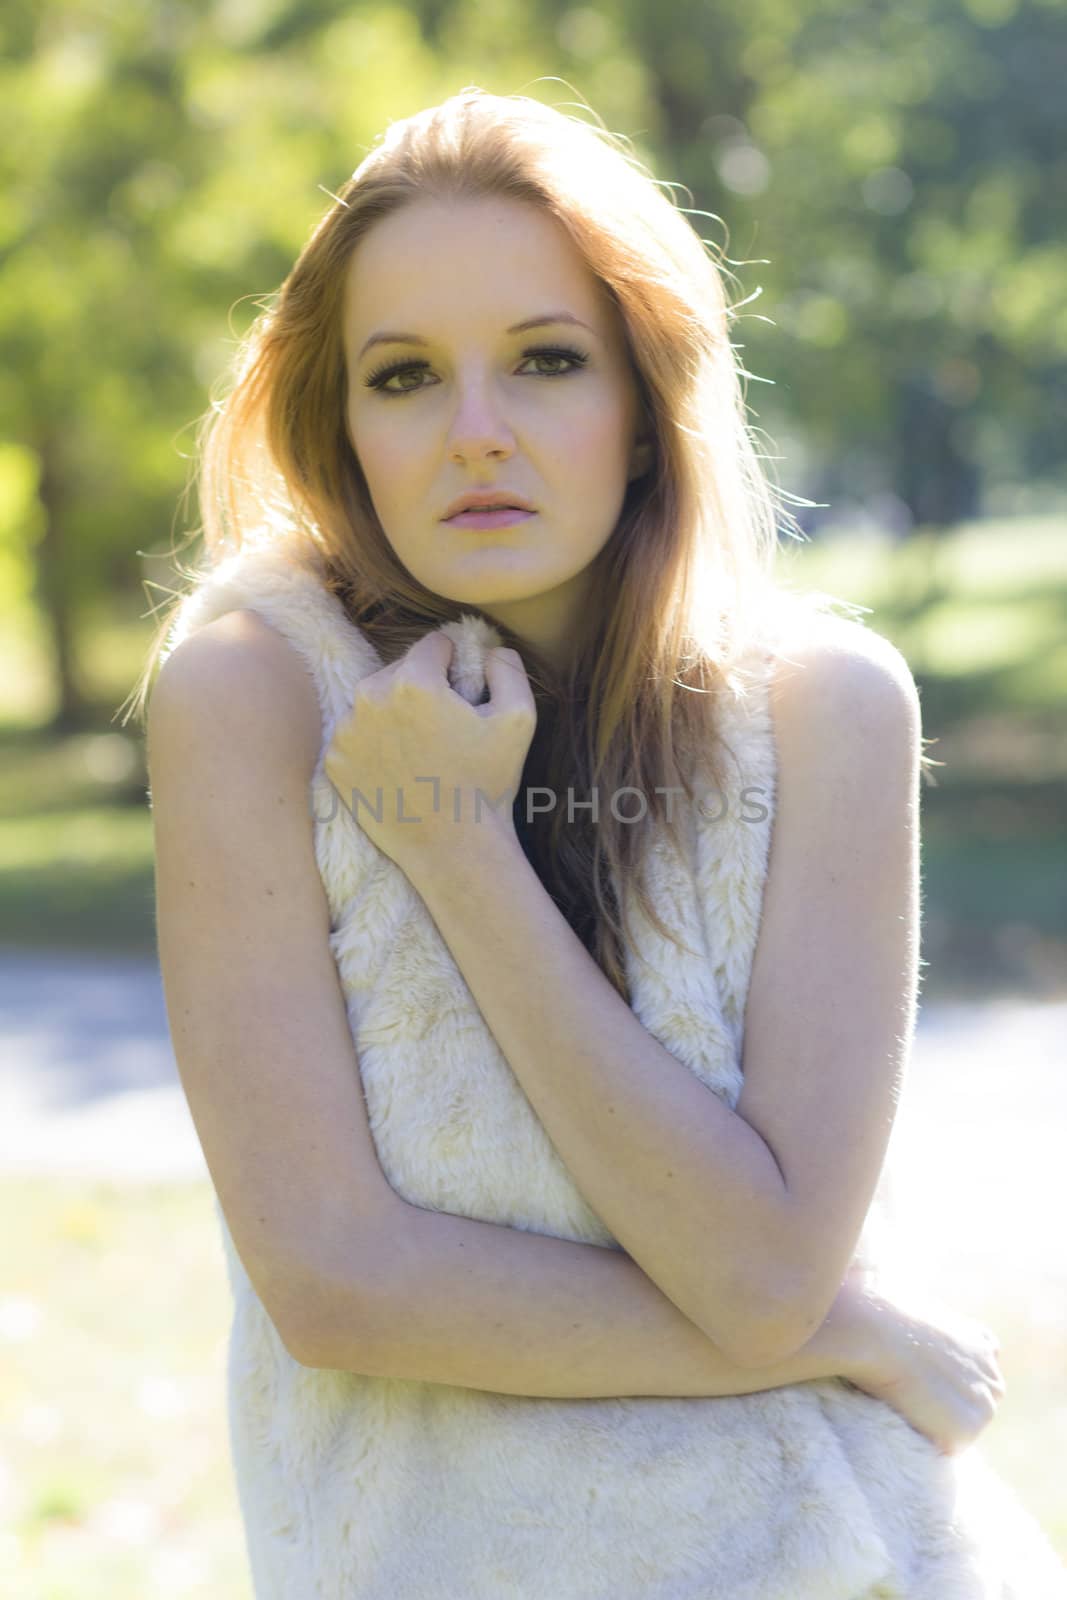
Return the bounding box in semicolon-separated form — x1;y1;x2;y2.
163;542;1067;1598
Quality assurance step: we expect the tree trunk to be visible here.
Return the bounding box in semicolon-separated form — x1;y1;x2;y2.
35;434;91;733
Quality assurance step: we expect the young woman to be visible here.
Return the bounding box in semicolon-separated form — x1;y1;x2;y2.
130;88;1065;1598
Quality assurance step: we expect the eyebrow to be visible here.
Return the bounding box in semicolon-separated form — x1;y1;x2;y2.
356;312;596;363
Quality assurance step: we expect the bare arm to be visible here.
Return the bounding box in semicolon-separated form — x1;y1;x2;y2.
149;607;892;1406
148;605;847;1401
314;1205;1007;1465
355;622;922;1370
310;1200;887;1399
148;609;405;1363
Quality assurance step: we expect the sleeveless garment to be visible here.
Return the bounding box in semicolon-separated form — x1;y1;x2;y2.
162;537;1067;1599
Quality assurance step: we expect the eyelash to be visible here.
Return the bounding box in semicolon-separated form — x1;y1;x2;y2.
362;343;590;396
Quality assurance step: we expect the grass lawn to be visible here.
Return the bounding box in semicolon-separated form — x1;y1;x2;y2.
1;1179;252;1598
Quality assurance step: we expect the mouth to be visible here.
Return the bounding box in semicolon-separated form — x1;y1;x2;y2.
444;507;538;529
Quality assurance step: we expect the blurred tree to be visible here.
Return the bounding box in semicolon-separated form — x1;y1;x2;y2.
630;0;1067;525
1;0;1064;725
0;0;444;727
1;4;218;726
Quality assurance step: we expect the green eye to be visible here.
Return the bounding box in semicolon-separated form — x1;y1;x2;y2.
363;343;590;396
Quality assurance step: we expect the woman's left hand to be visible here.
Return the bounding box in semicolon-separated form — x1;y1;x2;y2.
324;632;537;874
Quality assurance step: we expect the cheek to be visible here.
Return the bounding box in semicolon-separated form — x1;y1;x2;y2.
573;400;634;481
348;409;411;495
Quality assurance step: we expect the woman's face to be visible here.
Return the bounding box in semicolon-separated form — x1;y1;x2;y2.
341;195;652;669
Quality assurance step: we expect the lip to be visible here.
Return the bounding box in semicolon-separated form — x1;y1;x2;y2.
442;490;536;519
445;508;538;529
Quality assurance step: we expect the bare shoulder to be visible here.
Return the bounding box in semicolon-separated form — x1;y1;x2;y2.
766;609;921;745
148;607;322;778
736;605;925;1355
146;607;398;1367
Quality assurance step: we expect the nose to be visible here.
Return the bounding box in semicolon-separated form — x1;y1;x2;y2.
445;375;517;463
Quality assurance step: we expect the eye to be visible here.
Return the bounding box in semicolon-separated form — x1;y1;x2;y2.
363;358;431;395
362;343;590;396
522;345;589;378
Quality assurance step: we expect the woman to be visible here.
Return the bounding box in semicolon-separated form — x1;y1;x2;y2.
129;88;1065;1598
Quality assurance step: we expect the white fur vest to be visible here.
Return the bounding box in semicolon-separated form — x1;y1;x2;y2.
163;538;1067;1599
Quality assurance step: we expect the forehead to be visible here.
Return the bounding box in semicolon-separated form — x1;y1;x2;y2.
341;196;612;342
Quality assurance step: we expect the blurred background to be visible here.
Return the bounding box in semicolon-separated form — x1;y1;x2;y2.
1;0;1064;1593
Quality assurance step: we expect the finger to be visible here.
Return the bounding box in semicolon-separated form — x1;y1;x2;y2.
399;631;455;683
483;646;535;714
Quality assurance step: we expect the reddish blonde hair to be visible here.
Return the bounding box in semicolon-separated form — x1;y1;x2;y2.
126;87;856;999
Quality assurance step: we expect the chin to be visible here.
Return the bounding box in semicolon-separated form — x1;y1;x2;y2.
426;564;570;608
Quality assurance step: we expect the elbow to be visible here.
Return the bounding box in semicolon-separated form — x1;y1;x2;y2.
725;1314;809;1371
273;1293;330;1369
277;1229;411;1375
282;1323;322;1369
234;1267;325;1368
276;1289;368;1373
252;1261;348;1371
280;1297;366;1372
709;1274;818;1371
278;1283;335;1367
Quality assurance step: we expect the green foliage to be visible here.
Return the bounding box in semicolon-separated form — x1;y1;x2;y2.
0;441;42;615
2;0;1065;724
0;0;463;725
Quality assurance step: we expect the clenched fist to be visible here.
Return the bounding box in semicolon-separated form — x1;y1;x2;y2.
324;632;537;875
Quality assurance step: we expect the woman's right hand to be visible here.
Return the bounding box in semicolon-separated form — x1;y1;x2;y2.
844;1282;1007;1456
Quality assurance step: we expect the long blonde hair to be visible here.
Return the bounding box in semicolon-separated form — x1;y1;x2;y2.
125;86;863;1000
